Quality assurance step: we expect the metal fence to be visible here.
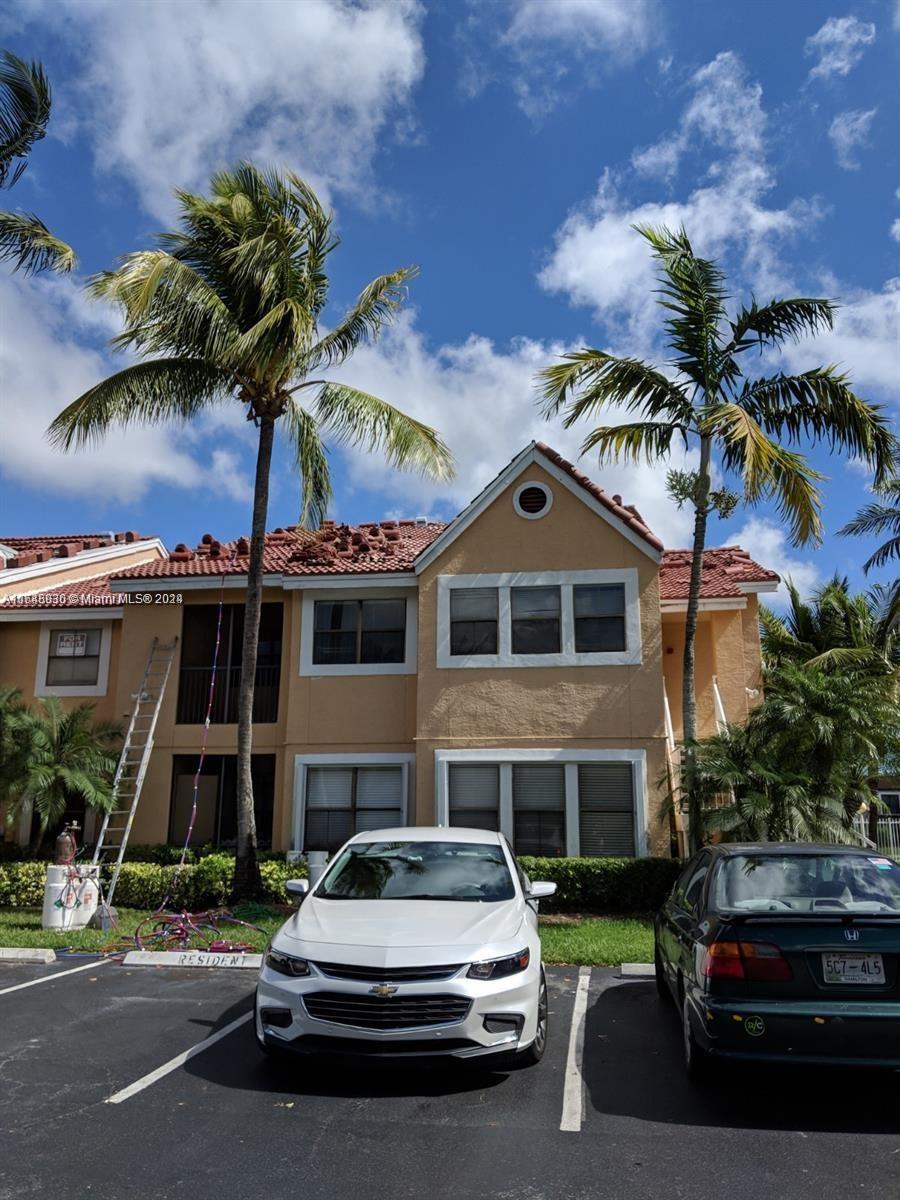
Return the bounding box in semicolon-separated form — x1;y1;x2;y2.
175;664;280;724
852;814;900;859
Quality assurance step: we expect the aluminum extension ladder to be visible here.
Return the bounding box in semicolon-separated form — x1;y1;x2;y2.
92;636;179;907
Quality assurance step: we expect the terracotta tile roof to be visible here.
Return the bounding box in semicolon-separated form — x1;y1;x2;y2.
0;570;131;610
660;547;780;600
0;531;149;571
115;521;446;580
534;443;665;552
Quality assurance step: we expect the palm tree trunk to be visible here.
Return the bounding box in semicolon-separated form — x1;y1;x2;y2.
682;436;712;855
231;414;275;901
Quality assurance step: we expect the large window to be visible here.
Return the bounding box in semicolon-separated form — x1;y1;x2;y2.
511;587;561;655
304;765;404;853
439;752;643;857
313;598;406;666
169;754;275;848
438;570;640;668
448;764;500;831
45;628;102;685
177;603;283;724
512;764;565;856
573;584;626;652
450;588;498;656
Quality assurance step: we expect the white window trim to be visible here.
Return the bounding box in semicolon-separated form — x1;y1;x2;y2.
434;747;648;857
436;569;641;668
291;752;415;852
35;619;113;698
512;479;553;520
299;588;418;677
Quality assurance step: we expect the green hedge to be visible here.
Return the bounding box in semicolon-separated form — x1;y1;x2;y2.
0;853;678;913
0;855;308;910
518;856;680;913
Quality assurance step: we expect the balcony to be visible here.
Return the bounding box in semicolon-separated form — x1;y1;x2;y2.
176;664;280;725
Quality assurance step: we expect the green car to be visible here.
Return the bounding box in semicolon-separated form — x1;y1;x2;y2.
654;844;900;1079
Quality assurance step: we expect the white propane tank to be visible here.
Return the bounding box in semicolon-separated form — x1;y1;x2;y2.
41;864;100;930
306;850;329;888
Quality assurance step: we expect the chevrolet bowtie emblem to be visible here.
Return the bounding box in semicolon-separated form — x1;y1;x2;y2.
369;984;398;996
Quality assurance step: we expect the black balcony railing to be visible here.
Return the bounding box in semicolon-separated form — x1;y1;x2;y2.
176;665;280;725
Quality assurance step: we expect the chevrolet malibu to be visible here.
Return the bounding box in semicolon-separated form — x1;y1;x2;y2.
255;827;556;1064
655;843;900;1080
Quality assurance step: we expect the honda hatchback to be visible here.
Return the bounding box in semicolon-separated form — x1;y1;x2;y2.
654;844;900;1079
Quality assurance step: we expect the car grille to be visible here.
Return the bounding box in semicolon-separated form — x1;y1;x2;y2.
303;992;472;1030
311;961;464;983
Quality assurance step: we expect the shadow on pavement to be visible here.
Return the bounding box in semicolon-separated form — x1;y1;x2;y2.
183;994;510;1100
584;981;900;1135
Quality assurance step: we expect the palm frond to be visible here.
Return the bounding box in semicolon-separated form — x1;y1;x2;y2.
47;358;232;449
538;349;693;425
579;420;687;464
704;403;825;544
282;400;333;528
838;480;900;573
0;209;75;273
0;50;51;188
739;368;898;483
309;267;418;370
314;382;454;480
727;297;836;354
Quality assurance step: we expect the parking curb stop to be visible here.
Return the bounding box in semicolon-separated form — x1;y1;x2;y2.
0;947;58;963
620;963;655;977
123;950;263;969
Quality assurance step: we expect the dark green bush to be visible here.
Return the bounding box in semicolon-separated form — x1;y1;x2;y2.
0;862;47;906
517;856;681;913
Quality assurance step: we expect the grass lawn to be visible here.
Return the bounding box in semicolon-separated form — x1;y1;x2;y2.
0;907;654;966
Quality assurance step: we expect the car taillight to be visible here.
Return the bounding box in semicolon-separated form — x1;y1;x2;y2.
703;940;793;982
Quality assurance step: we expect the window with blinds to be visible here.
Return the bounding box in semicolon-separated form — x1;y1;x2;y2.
578;763;635;857
448;764;500;831
512;764;565;856
305;765;404;852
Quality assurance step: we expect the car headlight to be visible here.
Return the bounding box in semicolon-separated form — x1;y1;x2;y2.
467;948;530;980
265;946;311;977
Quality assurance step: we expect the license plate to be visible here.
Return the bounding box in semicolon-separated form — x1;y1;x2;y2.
821;953;885;985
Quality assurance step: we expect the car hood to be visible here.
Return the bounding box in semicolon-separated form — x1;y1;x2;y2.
279;896;525;965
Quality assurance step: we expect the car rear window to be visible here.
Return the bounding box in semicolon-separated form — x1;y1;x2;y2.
317;840;516;901
712;853;900;915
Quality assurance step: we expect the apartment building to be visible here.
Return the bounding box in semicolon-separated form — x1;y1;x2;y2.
0;444;778;858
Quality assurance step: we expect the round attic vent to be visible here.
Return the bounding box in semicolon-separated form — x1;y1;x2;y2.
513;481;553;520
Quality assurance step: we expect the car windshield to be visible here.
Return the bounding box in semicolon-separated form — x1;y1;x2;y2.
712;853;900;915
317;840;516;902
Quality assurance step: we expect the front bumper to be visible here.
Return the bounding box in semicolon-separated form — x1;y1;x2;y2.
256;960;541;1060
688;988;900;1068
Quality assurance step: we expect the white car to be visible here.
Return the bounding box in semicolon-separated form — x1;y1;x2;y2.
255;827;556;1065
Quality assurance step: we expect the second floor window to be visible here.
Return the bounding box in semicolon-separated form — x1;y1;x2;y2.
450;587;498;656
46;628;102;686
573;584;626;652
511;586;561;654
177;602;283;724
312;598;406;666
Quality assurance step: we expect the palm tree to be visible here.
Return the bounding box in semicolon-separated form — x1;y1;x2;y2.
0;50;74;273
539;225;897;853
839;477;900;574
0;686;29;808
48;164;453;898
4;698;120;854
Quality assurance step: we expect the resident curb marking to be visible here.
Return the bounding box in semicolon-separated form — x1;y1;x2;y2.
123;950;263;969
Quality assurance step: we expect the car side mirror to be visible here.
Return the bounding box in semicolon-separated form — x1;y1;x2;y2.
527;881;557;900
286;878;309;899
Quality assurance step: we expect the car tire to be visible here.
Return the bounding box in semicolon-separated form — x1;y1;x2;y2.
682;992;713;1084
654;943;671;1005
513;968;549;1068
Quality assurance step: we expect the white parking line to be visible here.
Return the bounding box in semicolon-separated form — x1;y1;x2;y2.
0;956;113;997
560;965;591;1133
105;1011;253;1104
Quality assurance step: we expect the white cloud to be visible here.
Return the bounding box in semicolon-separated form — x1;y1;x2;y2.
322;311;696;547
891;219;900;243
459;0;655;119
0;273;253;505
540;54;815;349
19;0;424;220
804;15;876;80
726;517;822;605
828;108;877;169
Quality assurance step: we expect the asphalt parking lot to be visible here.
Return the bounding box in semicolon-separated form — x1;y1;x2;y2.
1;959;898;1200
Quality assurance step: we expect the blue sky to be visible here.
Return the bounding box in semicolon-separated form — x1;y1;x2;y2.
0;0;897;604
